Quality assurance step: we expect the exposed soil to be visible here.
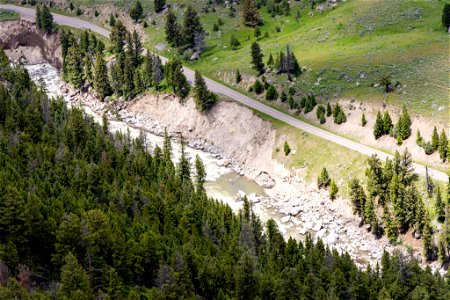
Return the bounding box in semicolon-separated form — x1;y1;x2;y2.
0;20;62;69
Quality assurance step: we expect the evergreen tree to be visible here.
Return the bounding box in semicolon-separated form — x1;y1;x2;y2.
317;167;330;189
109;14;116;27
383;111;393;135
442;3;450;30
58;253;90;298
283;141;291;156
349;179;366;217
252;79;264;94
155;0;166;13
265;85;278;100
165;9;181;47
397;104;411;140
110;20;127;54
330;180;338;200
435;185;445;222
250;42;265;74
431;126;439;151
361;113;367;127
242;0;260;26
422;213;433;261
230;34;241;50
438;129;448;161
83;53;92;83
195;155;206;192
142;52;153;88
194;70;217;111
182;6;204;49
373;111;384;139
166;60;190;99
152;55;164;90
236;69;242;84
130;0;144;22
37;5;54;34
93;52;111;99
254;26;261;38
326;102;332;117
65;46;83;88
416;130;423;146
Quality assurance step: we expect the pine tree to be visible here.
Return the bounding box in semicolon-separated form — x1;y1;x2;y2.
254;26;261;38
267;53;274;67
109;14;116;27
373;111;384;139
242;0;260;27
361;113;367;127
182;6;203;49
130;0;144;22
155;0;166;13
142;52;153;88
265;85;278;100
152;55;164;90
230;34;241;50
250;42;265;74
383;111;393;135
83;53;92;83
110;20;127;54
58;253;90;298
39;5;54;34
35;5;42;29
65;46;83;88
195;155;206;192
317;167;330;189
166;60;190;99
422;213;433;261
416;130;423;146
165;9;181;47
397;104;411;140
442;3;450;30
436;185;445;222
236;69;242;84
194;70;217;112
326;102;332;117
349;179;366;217
431;126;439;151
93;52;111;99
438;129;448;161
252;79;263;94
330;180;338;200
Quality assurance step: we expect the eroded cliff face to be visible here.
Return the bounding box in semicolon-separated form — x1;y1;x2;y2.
0;20;62;69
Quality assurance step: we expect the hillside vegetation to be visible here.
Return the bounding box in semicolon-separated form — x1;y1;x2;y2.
139;0;448;120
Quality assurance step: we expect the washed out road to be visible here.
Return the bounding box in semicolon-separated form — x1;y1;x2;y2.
1;4;448;182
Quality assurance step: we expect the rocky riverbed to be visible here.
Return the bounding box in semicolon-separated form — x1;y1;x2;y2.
24;63;446;273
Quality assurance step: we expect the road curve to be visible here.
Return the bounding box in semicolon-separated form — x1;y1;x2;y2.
1;4;448;182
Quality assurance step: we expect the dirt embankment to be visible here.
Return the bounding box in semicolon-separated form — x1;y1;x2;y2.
0;20;62;69
126;94;285;181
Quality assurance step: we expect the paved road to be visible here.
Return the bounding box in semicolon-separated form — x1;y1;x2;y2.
1;4;448;182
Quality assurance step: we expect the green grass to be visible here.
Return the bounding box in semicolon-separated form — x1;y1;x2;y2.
142;0;449;121
0;8;19;21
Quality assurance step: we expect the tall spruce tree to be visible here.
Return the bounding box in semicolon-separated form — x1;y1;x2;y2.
65;46;83;88
431;126;439;151
194;71;217;112
110;20;127;54
93;52;111;99
142;52;153;88
250;42;265;75
438;129;448;161
383;111;393;135
182;6;203;49
152;55;164;90
373;111;384;139
130;0;144;22
165;9;181;47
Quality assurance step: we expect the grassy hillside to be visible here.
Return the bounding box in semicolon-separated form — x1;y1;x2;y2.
141;0;448;121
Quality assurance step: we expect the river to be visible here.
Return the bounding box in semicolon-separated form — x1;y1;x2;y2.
24;63;405;270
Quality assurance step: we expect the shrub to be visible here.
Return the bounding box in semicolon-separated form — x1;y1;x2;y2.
213;23;219;31
253;79;264;94
317;167;331;189
424;141;434;155
280;91;288;102
361;113;367;127
284;141;291;156
330;180;338;200
266;85;278;100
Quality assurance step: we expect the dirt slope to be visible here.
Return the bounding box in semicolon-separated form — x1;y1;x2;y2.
0;19;62;69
